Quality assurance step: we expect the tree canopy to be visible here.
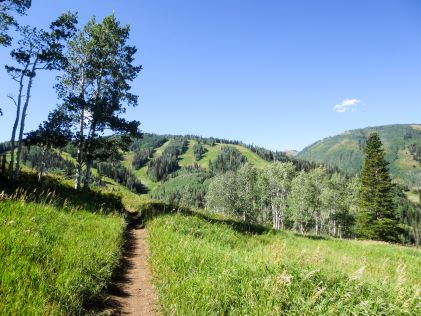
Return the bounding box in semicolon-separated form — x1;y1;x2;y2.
0;0;31;46
357;132;400;242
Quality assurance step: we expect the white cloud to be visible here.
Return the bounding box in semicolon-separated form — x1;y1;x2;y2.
333;98;361;113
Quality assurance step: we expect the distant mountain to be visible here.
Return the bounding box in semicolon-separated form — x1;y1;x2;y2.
297;124;421;186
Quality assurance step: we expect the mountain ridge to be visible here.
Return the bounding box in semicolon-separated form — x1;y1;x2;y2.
297;123;421;186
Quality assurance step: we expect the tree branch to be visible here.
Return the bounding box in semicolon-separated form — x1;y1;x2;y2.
7;94;18;107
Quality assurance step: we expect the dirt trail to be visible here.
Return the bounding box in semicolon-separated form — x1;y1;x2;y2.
100;219;159;315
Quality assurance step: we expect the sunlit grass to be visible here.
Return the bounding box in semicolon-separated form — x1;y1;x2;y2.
405;189;420;204
196;143;269;169
0;194;125;315
148;213;421;315
179;140;198;167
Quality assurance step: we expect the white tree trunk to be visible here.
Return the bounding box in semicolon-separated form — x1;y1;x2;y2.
9;63;29;178
75;68;85;190
15;58;38;178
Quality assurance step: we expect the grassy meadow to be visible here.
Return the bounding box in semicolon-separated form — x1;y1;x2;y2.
0;196;125;315
148;212;421;315
0;171;131;315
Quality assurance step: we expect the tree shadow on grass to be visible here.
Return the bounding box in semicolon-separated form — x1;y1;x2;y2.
293;232;330;241
84;212;143;314
0;172;125;215
138;200;271;235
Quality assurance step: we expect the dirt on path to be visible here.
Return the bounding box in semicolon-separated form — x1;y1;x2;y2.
98;218;159;315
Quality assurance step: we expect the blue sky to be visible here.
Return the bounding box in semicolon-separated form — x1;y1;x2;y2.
1;0;421;150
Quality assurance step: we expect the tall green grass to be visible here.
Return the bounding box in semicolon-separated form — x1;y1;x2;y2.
0;194;125;314
148;213;421;315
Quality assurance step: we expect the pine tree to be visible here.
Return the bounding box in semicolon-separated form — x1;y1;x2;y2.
357;132;400;242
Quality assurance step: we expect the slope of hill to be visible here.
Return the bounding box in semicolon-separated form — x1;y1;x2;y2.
122;136;271;192
180;141;269;169
148;211;421;315
0;172;128;315
2;133;421;314
298;124;421;186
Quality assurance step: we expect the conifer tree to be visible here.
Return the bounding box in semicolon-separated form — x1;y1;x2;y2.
357;132;400;242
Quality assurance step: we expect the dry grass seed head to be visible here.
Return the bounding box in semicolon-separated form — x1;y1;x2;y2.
350;266;366;281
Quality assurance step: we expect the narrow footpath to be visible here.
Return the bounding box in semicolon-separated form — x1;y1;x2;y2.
101;218;159;315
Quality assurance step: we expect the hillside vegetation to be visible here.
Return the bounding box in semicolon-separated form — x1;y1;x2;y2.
1;135;421;314
6;130;419;244
298;124;421;186
122;135;271;192
0;175;126;314
148;212;421;315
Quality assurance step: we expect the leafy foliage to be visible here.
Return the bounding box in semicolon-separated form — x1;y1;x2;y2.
147;154;179;182
55;14;141;189
396;188;421;245
25;109;73;150
0;0;31;46
408;143;421;164
162;138;188;156
20;146;74;177
7;11;78;178
207;163;357;238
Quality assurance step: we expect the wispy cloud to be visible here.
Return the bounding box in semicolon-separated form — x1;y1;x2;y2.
333;98;361;113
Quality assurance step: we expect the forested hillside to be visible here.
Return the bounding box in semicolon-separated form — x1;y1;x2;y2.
298;124;421;186
2;130;420;245
117;133;333;193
